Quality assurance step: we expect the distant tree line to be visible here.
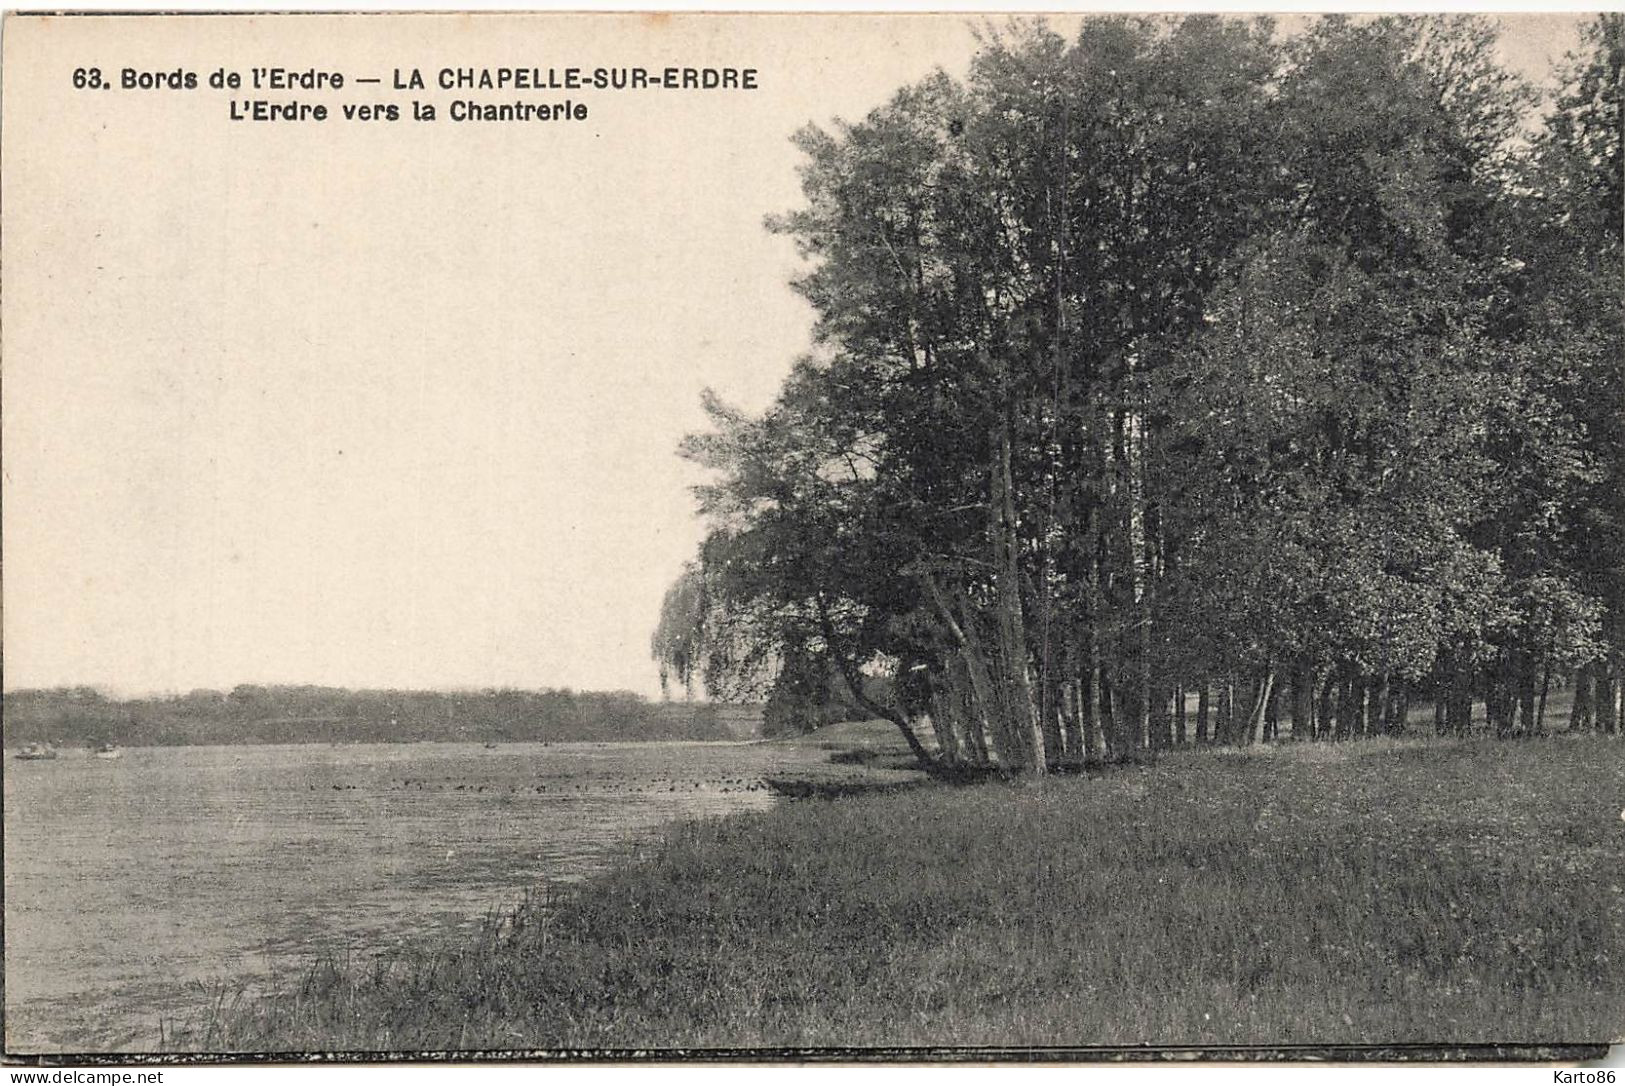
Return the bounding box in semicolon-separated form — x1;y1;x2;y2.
2;685;745;748
653;15;1624;773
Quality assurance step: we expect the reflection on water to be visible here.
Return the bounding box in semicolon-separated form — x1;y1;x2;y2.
2;740;835;1053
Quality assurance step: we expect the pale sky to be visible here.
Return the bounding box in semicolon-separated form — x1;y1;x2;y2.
0;12;1587;698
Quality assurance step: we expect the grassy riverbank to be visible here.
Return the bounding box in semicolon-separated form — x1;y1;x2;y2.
190;732;1624;1052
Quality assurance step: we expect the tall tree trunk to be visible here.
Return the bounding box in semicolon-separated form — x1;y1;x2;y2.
960;664;991;765
1433;652;1451;737
1040;670;1065;769
1489;655;1513;738
1516;653;1538;738
1336;668;1357;741
1056;627;1081;763
1246;671;1276;745
1091;424;1121;762
1174;683;1188;746
1077;623;1099;764
1535;657;1551;737
1084;506;1106;761
1119;405;1151;754
1098;670;1119;760
1057;681;1079;767
924;574;1015;770
1290;666;1313;741
1265;679;1281;742
992;425;1045;774
1150;684;1173;749
943;657;987;767
1042;108;1071;768
1080;667;1099;764
1235;674;1258;745
1600;668;1620;735
1572;664;1595;730
1059;632;1084;766
1448;660;1473;738
927;690;963;767
1388;679;1410;735
1318;670;1338;741
1369;672;1389;739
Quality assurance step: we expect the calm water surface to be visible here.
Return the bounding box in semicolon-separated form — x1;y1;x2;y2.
3;740;847;1052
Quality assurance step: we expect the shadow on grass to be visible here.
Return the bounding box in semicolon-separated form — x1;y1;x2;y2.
781;754;1127;796
762;775;934;800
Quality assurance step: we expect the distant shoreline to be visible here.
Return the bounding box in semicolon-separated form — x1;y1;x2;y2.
4;735;769;754
2;685;777;748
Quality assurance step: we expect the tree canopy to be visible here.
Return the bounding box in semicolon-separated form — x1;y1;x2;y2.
655;15;1625;772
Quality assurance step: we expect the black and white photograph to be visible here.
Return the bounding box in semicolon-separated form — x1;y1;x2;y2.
1;8;1621;1064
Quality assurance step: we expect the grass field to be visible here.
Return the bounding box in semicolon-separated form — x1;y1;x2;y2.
191;730;1625;1052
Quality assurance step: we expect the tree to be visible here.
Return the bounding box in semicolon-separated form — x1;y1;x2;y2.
651;562;705;700
662;14;1614;773
1510;14;1625;731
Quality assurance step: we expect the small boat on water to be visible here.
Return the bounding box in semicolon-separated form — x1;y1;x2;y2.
92;743;121;759
14;743;59;761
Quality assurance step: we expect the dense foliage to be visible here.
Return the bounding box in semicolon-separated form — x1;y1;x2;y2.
655;15;1625;772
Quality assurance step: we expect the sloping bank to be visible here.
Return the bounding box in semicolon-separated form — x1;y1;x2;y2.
190;735;1625;1052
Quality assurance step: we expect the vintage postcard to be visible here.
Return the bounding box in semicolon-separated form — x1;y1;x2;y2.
2;10;1621;1063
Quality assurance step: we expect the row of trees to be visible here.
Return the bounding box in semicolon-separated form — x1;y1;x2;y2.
3;685;740;747
653;15;1624;774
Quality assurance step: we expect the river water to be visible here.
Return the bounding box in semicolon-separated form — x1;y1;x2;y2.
3;739;854;1053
